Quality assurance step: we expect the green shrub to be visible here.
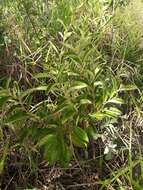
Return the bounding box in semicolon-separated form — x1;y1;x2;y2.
0;0;143;189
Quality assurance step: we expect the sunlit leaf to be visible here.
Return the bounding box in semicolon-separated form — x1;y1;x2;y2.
89;112;105;120
106;98;124;105
93;81;103;87
104;107;122;117
70;81;88;90
80;99;92;105
119;84;138;92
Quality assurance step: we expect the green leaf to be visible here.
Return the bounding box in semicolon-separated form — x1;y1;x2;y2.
31;86;48;91
67;72;79;77
37;134;55;147
34;72;50;79
89;112;105;120
106;98;124;105
80;99;92;105
0;144;8;175
119;84;138;92
42;134;59;163
94;67;101;77
104;107;122;117
59;139;71;166
0;159;4;175
49;41;59;54
63;31;72;41
86;126;102;140
71;127;89;148
0;96;9;108
93;81;103;87
55;101;73;113
39;134;71;166
70;81;88;90
21;86;48;98
45;145;59;164
61;107;75;124
6;110;27;123
0;90;9;97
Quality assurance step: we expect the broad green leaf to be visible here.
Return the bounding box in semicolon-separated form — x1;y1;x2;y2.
0;90;9;97
89;112;105;120
40;134;70;166
44;142;59;163
119;84;138;92
104;107;122;117
80;99;92;105
106;98;124;105
6;110;27;123
71;127;89;147
61;107;75;124
40;134;59;163
71;133;86;148
70;81;88;90
59;139;71;166
74;127;89;143
37;134;55;147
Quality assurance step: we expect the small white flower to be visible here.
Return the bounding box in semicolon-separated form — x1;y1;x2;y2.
104;146;109;154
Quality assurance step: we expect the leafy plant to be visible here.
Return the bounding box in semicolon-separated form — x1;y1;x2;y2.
0;0;143;189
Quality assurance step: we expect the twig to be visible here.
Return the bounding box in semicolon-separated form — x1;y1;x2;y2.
4;175;15;190
66;182;99;189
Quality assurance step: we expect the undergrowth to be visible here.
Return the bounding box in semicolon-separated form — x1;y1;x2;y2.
0;0;143;189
